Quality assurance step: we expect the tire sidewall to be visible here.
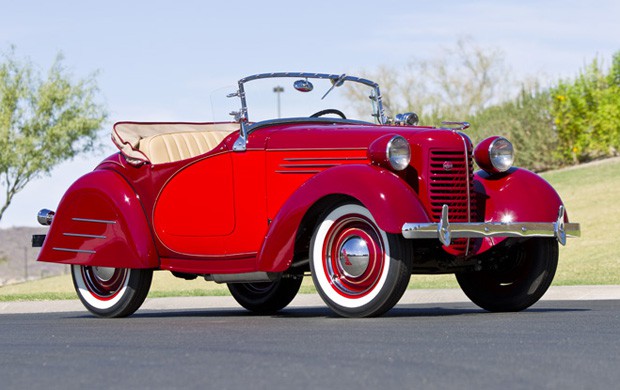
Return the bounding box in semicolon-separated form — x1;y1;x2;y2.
228;277;303;314
72;265;130;310
456;238;558;312
71;265;151;317
310;203;404;316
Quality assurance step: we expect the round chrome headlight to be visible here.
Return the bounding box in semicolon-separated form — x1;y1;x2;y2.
387;135;411;171
489;137;514;172
474;136;514;174
368;134;411;171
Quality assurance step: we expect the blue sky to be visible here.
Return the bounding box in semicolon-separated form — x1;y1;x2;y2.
1;0;619;227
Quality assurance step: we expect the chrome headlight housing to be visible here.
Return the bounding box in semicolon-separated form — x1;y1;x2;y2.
474;136;514;174
387;135;411;170
368;134;411;171
394;112;419;126
489;137;514;171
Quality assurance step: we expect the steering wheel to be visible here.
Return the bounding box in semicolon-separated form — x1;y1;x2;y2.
310;109;347;119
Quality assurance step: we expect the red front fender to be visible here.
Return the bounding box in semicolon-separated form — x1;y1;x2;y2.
257;164;429;272
37;169;159;268
472;167;568;254
475;167;566;223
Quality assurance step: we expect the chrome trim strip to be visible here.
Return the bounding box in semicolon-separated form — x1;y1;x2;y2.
457;131;472;255
275;170;321;174
72;218;116;224
402;205;581;246
52;247;96;254
283;157;367;161
279;164;337;168
63;233;107;239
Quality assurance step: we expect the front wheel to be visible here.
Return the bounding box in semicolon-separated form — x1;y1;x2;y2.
310;202;412;317
228;276;303;314
71;265;153;318
456;238;558;312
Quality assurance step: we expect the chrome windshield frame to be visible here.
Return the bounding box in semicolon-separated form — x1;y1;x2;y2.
229;72;386;151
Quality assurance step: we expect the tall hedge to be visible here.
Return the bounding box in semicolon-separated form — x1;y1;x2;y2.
469;51;620;172
550;53;620;164
468;85;558;172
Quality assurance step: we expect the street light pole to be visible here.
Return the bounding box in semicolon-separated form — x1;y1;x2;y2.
273;86;284;118
24;246;28;281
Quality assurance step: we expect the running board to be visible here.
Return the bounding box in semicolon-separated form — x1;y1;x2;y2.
205;272;280;284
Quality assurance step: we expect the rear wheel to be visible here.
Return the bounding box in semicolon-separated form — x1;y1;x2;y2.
71;265;152;318
456;238;558;312
310;202;412;317
228;276;303;314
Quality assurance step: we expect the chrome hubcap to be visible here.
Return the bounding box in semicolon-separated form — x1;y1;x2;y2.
338;236;370;278
92;266;115;281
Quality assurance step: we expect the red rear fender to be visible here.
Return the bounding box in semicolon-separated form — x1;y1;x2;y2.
37;170;158;268
257;164;429;272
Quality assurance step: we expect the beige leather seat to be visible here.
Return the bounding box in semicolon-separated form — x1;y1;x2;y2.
138;130;233;164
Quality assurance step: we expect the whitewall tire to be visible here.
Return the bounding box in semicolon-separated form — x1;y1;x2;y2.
310;203;412;317
71;265;152;318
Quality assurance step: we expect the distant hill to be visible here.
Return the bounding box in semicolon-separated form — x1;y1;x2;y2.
0;227;69;286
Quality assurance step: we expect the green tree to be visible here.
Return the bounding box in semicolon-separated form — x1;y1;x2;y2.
608;51;620;87
0;48;107;222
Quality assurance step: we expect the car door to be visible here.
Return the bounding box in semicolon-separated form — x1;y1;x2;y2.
152;142;268;258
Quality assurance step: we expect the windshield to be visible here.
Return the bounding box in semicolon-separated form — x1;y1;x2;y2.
210;73;385;125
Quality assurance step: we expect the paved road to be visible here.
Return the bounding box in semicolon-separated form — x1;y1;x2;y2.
1;287;619;389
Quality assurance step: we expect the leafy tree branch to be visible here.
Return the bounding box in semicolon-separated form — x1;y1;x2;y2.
0;47;107;222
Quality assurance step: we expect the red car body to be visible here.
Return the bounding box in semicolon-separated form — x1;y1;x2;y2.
35;72;580;318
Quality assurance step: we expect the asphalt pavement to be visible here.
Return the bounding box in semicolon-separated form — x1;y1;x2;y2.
2;286;620;389
2;285;619;314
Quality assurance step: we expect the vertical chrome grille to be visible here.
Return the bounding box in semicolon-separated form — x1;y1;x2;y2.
428;147;476;253
429;150;470;221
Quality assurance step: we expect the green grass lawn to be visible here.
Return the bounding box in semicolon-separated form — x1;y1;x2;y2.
1;158;618;301
542;158;620;285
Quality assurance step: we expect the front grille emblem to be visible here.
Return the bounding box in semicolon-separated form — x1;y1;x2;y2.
443;161;453;171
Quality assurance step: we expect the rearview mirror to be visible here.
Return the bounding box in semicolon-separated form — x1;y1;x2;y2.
293;79;314;92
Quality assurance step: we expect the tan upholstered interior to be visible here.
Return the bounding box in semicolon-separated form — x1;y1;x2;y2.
112;122;239;165
138;130;234;164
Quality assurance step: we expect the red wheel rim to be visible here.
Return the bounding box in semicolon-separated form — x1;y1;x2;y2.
322;214;385;298
81;266;128;300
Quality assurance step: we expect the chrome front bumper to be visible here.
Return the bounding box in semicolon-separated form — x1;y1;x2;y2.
402;205;581;246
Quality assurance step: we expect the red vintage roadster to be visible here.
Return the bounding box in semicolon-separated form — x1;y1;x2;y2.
34;72;580;318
